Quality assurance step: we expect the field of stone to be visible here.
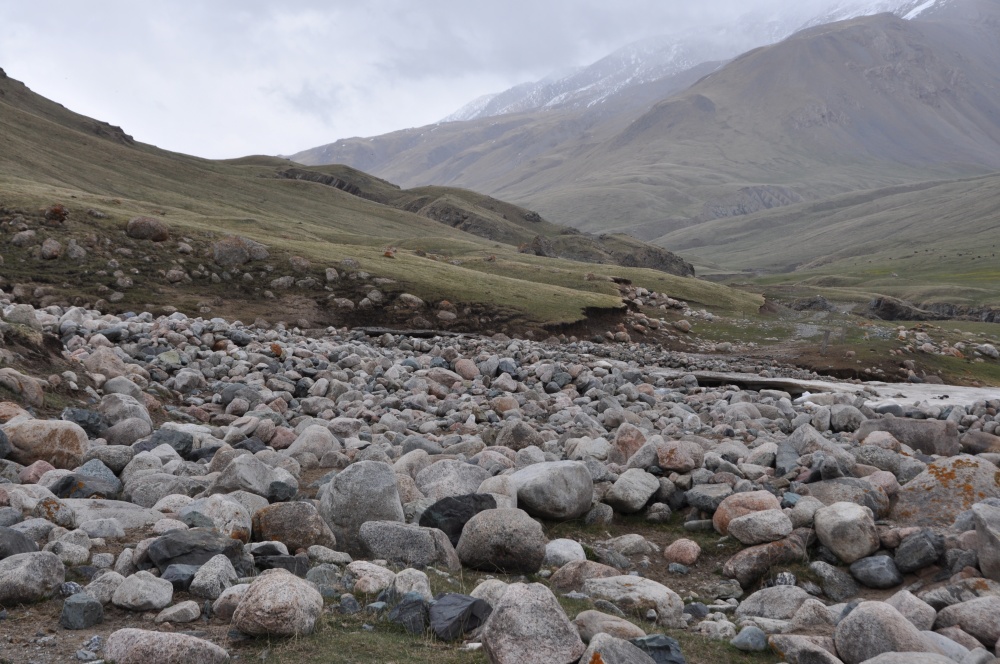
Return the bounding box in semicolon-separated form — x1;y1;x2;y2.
1;294;1000;664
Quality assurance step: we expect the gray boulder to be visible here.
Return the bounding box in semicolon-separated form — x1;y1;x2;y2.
834;601;936;664
415;460;491;501
480;583;585;664
104;628;230;664
814;502;880;564
891;456;1000;527
604;469;659;514
972;503;1000;581
318;460;404;557
456;508;545;574
509;461;593;520
579;633;656;664
112;570;173;611
856;418;960;456
0;551;65;604
358;521;461;572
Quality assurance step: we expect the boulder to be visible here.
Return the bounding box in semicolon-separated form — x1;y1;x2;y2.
456;508;545;574
111;570;173;611
252;501;336;551
146;527;250;575
550;560;621;593
318;460;404;556
735;585;812;620
573;610;646;643
189;553;238;600
934;596;1000;648
495;420;544;451
856;419;960;456
60;591;103;630
891;456;1000;527
358;521;460;572
604;469;659;514
1;419;89;469
712;490;781;535
509;461;593;520
0;551;64;604
178;494;251;542
429;593;493;641
727;509;793;545
104;628;230;664
972;503;1000;582
415;460;491;501
232;568;323;636
480;583;585;664
579;633;656;664
125;216;170;242
582;576;684;628
543;539;587;568
806;477;891;518
813;502;880;564
850;555;904;589
655;440;704;473
834;601;937;664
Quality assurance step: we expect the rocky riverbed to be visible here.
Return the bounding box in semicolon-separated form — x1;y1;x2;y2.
1;299;1000;664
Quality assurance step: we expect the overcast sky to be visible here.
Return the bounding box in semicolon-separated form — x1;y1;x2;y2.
0;0;875;159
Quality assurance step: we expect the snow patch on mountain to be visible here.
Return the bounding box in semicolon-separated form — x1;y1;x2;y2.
439;0;945;124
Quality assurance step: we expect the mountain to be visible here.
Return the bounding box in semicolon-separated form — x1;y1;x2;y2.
439;0;940;124
1;67;754;334
289;0;1000;243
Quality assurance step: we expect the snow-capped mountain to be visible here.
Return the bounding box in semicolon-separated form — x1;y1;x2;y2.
440;0;948;124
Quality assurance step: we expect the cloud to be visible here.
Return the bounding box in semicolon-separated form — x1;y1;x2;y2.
0;0;888;158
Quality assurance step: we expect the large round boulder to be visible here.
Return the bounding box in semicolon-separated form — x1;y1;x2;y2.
0;551;65;604
814;501;880;564
456;508;546;574
2;419;89;469
232;568;323;636
508;461;593;520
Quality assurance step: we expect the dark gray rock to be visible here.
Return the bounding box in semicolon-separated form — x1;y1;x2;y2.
0;507;22;528
894;529;944;574
685;484;732;513
418;493;497;547
429;593;493;641
145;428;195;459
809;561;860;602
387;594;429;634
629;634;687;664
59;591;103;629
146;528;251;576
161;563;201;591
0;526;39;560
60;408;108;439
850;556;904;589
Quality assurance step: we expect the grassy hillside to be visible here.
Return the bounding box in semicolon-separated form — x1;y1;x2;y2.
669;173;1000;308
0;68;759;329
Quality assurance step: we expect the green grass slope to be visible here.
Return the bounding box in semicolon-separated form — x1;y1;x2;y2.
670;173;1000;307
0;68;758;326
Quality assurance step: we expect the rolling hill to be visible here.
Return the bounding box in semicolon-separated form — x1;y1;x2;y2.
0;67;756;333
